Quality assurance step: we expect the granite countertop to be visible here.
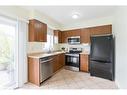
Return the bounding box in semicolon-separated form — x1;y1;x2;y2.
28;51;65;59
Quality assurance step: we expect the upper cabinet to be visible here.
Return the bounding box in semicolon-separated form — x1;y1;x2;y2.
54;30;62;43
29;19;47;42
90;25;112;35
80;28;90;44
61;29;81;43
81;25;112;44
63;29;81;37
58;25;112;44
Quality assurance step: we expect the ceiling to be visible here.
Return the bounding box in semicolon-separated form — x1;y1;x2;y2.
23;6;117;26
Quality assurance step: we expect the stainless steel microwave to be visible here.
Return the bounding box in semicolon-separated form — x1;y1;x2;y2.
67;36;80;44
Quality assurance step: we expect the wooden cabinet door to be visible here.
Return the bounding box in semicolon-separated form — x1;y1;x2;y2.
80;54;89;72
41;22;47;42
81;28;90;43
28;57;40;86
29;19;47;42
53;53;65;73
61;32;65;43
70;29;81;36
37;22;43;41
61;31;67;43
58;53;65;68
58;31;62;43
53;55;59;73
90;25;112;35
29;20;38;41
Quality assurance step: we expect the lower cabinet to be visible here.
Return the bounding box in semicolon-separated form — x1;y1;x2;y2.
53;53;65;73
80;54;89;72
28;57;40;86
28;53;65;86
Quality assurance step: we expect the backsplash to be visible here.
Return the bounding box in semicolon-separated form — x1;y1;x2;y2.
27;42;45;53
27;42;90;54
27;42;61;54
58;43;90;54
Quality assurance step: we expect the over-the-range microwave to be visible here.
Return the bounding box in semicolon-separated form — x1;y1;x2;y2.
67;36;80;44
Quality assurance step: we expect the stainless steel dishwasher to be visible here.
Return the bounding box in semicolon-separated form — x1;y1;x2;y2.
40;56;53;82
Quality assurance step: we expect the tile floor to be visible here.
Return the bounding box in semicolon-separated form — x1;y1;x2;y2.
20;69;118;89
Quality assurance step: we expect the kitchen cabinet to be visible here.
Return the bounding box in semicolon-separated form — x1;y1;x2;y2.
54;30;62;43
80;28;90;43
28;53;65;86
29;19;47;42
60;25;112;44
28;57;40;86
80;54;89;72
67;29;81;37
61;29;81;43
58;53;65;68
90;25;112;35
61;31;67;43
53;55;59;72
53;53;65;73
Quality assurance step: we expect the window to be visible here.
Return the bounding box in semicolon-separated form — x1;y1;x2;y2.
44;27;54;51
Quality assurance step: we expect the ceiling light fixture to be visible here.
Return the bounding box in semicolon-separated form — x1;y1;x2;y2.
72;13;80;19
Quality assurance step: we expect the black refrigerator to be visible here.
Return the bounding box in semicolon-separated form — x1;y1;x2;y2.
90;35;114;81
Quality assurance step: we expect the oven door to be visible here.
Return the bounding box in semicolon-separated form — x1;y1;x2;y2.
65;54;79;67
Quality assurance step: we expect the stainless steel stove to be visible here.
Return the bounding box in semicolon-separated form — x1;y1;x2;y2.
65;48;82;71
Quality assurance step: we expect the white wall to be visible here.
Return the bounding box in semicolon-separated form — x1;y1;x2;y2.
60;16;113;30
31;10;61;29
0;6;60;29
27;42;46;53
113;7;127;89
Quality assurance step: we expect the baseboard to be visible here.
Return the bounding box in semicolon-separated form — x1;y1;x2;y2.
115;79;120;89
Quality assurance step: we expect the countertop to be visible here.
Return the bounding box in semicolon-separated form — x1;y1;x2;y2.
28;51;65;59
28;50;90;59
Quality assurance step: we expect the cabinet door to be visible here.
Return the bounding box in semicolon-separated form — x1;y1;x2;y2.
53;53;65;73
70;29;81;36
28;57;40;86
61;32;65;43
33;20;42;41
58;53;65;68
29;20;38;41
37;22;43;41
58;31;62;43
80;54;89;72
53;55;59;73
90;25;112;35
41;23;47;42
61;31;67;43
29;19;47;42
81;28;90;43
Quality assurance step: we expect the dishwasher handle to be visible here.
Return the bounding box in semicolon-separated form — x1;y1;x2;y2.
40;58;53;64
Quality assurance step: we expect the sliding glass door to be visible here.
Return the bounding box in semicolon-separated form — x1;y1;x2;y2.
0;16;18;89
